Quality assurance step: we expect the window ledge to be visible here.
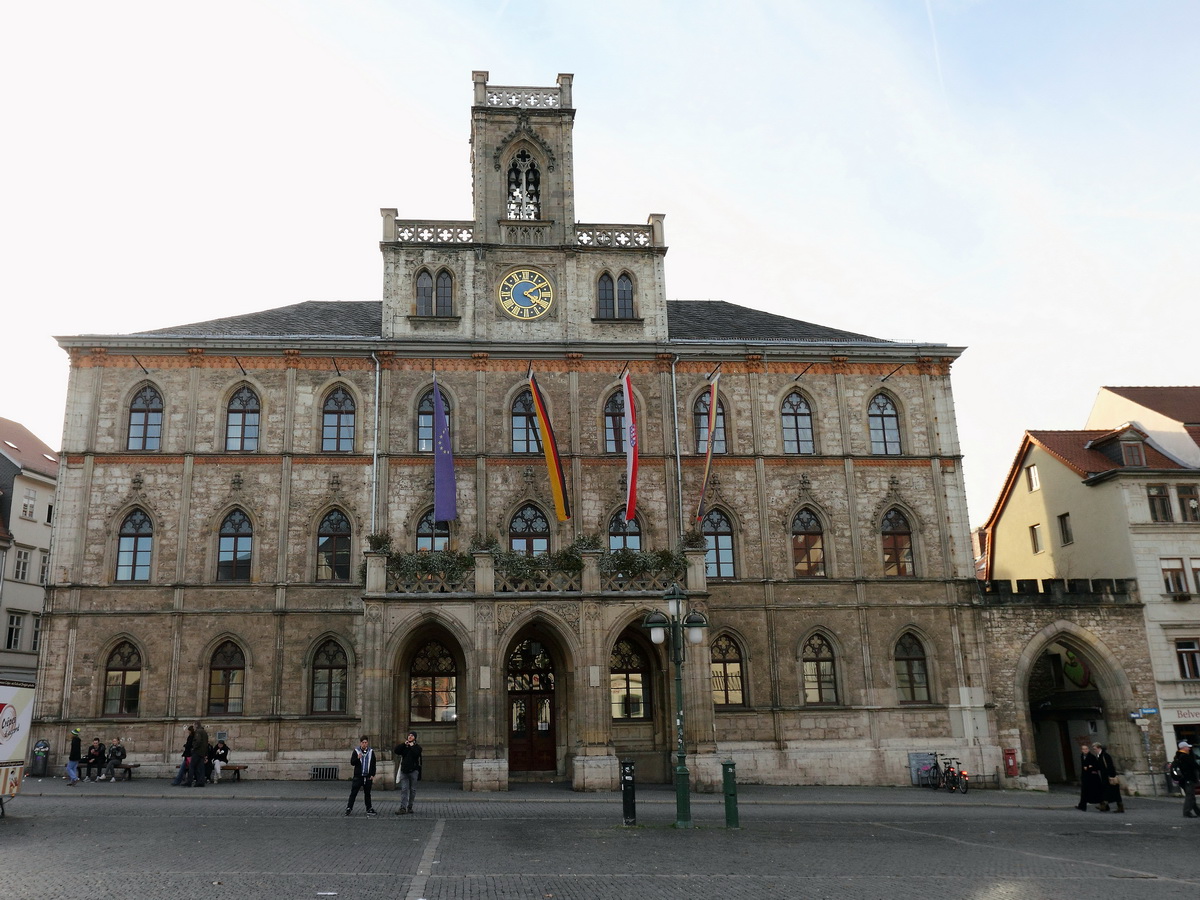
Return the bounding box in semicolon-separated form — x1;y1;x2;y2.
590;317;645;324
407;315;462;323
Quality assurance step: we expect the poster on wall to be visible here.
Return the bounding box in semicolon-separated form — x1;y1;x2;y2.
0;680;36;804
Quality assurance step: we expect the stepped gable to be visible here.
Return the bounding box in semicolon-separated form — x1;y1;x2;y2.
136;301;382;339
666;299;888;344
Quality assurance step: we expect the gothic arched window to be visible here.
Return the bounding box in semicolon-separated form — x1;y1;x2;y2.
509;504;549;556
598;273;615;319
791;508;826;577
208;641;246;715
417;387;452;453
217;509;253;582
127;385;163;451
506;149;541;219
511;390;541;454
616;274;634;318
410;640;458;723
316;509;351;582
694;391;726;454
701;508;735;578
868;393;902;455
610;637;651;719
436;270;453;316
321;387;356;452
116;509;153;582
803;633;838;705
882;508;914;577
895;632;930;703
603;390;625;453
608;511;640;551
310;639;348;714
225;385;260;451
103;641;142;716
781;391;815;455
710;634;744;706
416;270;434;316
416;509;450;551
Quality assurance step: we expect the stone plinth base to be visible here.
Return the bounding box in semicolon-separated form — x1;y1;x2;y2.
1014;774;1049;791
571;754;618;791
688;754;724;793
462;758;508;791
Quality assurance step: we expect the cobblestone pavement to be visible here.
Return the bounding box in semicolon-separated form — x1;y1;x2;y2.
4;777;1199;899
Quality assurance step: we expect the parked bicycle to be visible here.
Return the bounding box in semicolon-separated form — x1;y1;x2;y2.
943;757;969;794
919;753;945;789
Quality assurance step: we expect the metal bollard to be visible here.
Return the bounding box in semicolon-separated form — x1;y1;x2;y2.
620;758;636;825
722;758;739;828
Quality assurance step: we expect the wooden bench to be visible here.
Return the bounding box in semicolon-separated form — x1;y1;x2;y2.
219;764;247;782
106;763;140;781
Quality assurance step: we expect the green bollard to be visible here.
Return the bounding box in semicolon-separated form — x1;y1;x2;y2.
722;758;739;828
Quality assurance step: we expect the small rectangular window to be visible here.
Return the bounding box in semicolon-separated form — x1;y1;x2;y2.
31;616;41;654
1180;485;1200;523
13;549;31;582
1193;559;1200;594
1029;524;1044;554
1025;465;1040;492
46;503;53;524
1057;513;1073;545
1120;441;1146;466
5;613;23;651
1177;640;1200;680
1163;558;1188;595
21;488;36;519
39;552;50;585
1149;485;1173;522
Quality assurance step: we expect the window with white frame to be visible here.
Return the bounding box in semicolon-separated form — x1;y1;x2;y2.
1193;560;1200;594
1163;558;1189;595
1148;484;1173;522
1057;513;1073;546
14;549;31;582
1025;465;1040;491
1180;485;1200;523
6;613;23;651
1177;640;1200;679
21;488;36;519
1029;524;1044;554
31;616;41;654
39;551;49;585
1120;441;1146;466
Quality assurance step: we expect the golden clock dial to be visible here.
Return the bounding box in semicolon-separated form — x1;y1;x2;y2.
498;268;554;320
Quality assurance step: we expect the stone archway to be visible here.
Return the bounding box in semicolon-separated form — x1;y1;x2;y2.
503;624;571;779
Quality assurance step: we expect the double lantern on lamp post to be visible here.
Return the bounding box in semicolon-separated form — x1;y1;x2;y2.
642;582;709;828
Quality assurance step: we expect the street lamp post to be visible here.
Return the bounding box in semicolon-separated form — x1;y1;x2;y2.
643;582;709;828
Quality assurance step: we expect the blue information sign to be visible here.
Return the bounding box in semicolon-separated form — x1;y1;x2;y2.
1139;707;1159;715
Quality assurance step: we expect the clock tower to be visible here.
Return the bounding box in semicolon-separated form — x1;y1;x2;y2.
380;72;668;343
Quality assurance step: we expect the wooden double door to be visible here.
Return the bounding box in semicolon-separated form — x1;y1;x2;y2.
507;639;556;772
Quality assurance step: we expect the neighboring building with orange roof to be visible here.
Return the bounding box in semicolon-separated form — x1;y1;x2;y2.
0;417;59;683
981;388;1200;775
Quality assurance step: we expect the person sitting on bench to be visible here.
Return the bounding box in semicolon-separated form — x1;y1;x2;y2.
210;740;231;783
102;737;127;782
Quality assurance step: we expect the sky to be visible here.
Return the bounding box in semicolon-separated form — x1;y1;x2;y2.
2;0;1197;526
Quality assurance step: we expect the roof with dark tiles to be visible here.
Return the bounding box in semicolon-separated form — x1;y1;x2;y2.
1103;386;1200;425
0;417;59;480
1028;429;1184;477
128;298;895;345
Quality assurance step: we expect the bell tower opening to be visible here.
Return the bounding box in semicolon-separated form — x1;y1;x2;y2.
506;149;541;220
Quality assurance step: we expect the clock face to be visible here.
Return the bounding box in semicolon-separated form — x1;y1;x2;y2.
498;268;554;320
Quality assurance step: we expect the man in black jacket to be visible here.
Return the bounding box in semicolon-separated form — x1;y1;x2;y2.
65;728;82;786
393;731;423;815
346;735;377;817
1173;740;1200;819
1093;742;1124;813
190;721;210;788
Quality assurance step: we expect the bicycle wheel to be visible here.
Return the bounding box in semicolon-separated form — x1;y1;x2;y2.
929;765;943;789
946;771;958;792
959;773;968;794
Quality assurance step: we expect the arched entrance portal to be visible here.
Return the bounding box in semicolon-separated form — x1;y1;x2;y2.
507;638;556;772
1028;639;1106;784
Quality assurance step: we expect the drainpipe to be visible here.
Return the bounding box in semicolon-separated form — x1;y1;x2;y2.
370;352;381;534
670;354;683;538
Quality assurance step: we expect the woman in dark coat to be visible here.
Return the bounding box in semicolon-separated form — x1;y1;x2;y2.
1076;742;1105;811
1094;742;1124;813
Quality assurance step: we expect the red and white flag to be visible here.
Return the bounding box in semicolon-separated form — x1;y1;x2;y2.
622;370;638;520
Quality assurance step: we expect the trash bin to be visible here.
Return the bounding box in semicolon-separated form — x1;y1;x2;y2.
30;740;50;777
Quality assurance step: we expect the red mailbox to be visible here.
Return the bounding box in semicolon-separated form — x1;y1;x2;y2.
1003;748;1018;777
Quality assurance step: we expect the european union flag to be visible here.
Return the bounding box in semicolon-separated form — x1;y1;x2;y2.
432;374;457;522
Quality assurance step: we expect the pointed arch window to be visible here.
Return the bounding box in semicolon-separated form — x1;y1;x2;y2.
882;508;914;577
316;509;351;582
416;271;434;315
803;634;838;704
895;632;930;703
616;274;634;318
509;504;549;556
225;385;260;451
416;509;450;551
694;391;726;454
868;393;902;455
208;641;246;715
603;390;626;453
710;634;744;706
608;511;640;551
782;391;815;454
410;640;457;722
321;387;356;452
217;509;253;582
103;641;141;716
116;509;153;582
610;637;651;719
701;508;735;578
598;273;615;319
127;385;163;451
511;389;542;454
506;148;541;220
416;270;454;317
417;387;452;453
791;508;826;577
310;639;348;714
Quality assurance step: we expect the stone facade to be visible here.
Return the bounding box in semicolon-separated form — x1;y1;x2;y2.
36;72;999;790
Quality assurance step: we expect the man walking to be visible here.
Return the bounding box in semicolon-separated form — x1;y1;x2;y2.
346;735;377;817
65;728;82;786
1172;740;1199;819
393;731;423;815
190;721;209;788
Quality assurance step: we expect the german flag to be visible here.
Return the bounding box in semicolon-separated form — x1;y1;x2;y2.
529;367;571;521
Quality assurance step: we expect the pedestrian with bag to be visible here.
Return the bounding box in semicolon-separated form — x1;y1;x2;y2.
1172;740;1200;819
1075;741;1104;811
393;731;423;815
170;725;194;786
1093;742;1124;813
